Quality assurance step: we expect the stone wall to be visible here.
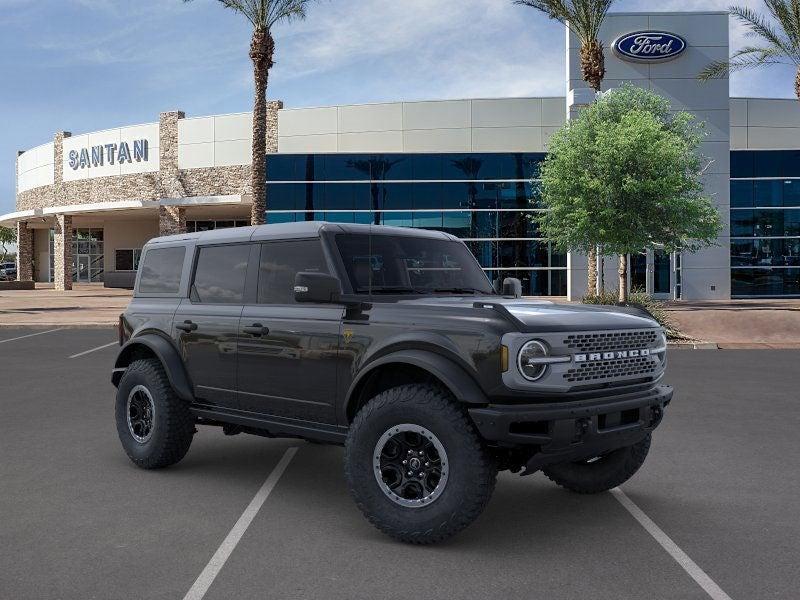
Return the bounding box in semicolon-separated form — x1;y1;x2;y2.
158;206;186;236
53;214;73;291
181;165;252;197
16;221;33;281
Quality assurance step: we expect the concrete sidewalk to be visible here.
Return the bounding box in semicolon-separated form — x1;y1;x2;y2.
0;283;130;327
664;299;800;349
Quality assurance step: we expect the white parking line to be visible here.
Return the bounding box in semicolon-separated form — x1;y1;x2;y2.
611;488;733;600
183;447;298;600
0;329;63;345
68;341;118;359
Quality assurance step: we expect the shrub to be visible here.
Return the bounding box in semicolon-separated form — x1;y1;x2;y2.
581;288;689;340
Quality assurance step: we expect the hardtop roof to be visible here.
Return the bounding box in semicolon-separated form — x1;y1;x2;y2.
147;221;459;246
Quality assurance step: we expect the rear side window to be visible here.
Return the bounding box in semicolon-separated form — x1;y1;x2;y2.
192;244;250;304
138;246;186;294
258;240;328;304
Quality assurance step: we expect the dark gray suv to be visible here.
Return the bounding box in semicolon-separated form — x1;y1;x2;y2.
113;222;672;544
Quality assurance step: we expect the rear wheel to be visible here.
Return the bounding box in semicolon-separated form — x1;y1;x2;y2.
345;384;497;544
115;358;195;469
542;434;651;494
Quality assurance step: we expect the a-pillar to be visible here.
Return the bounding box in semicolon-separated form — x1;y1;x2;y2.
16;221;33;282
159;205;186;236
53;214;73;291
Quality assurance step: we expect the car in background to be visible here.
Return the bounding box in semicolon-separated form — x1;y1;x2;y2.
0;262;16;281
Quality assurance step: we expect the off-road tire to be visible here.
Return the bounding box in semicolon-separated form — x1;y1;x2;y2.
345;384;497;544
542;434;651;494
115;358;195;469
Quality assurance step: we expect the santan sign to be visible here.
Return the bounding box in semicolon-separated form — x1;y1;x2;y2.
613;31;686;62
68;139;149;170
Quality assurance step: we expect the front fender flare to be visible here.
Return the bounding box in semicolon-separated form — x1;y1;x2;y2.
112;334;194;402
344;349;488;421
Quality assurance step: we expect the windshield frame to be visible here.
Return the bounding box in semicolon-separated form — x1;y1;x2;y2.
327;229;496;298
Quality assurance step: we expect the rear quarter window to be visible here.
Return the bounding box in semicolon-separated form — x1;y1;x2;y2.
137;246;186;294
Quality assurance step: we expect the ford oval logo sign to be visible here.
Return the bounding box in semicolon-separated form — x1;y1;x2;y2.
613;31;686;62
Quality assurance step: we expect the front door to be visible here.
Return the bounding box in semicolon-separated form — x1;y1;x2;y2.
76;255;90;282
173;243;252;409
652;249;672;298
237;239;342;424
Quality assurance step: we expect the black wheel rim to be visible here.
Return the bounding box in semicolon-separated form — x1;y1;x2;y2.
373;424;449;508
127;385;155;444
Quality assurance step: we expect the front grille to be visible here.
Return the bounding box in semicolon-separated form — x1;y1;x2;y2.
564;356;658;383
563;329;659;353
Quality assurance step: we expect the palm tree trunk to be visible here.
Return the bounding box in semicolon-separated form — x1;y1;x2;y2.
587;246;597;296
796;67;800;102
618;254;628;303
249;29;274;226
580;39;604;294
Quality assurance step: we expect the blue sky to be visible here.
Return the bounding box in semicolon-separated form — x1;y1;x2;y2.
1;0;797;215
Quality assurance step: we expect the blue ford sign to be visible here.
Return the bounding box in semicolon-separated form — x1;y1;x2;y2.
613;31;686;62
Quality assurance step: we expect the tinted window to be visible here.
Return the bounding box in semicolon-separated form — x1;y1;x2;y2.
335;233;494;295
138;246;185;294
730;180;753;208
258;240;328;304
192;244;250;304
730;151;754;178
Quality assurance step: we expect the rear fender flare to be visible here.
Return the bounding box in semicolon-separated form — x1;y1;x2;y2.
112;333;194;402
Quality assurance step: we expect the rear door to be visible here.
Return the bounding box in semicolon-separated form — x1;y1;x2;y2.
173;243;253;409
236;239;343;424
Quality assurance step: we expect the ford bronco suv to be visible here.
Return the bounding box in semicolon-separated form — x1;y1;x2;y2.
113;222;671;544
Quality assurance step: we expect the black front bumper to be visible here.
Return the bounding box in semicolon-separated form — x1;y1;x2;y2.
469;384;672;474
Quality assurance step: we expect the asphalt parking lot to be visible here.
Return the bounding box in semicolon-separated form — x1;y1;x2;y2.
1;328;799;600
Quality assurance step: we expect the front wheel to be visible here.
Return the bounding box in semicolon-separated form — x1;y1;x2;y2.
344;384;497;544
542;434;652;494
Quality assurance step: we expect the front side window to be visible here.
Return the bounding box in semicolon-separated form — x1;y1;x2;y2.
335;233;494;295
138;246;185;294
258;240;328;304
192;244;250;304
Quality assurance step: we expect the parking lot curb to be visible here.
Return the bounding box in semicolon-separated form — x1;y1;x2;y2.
667;341;719;349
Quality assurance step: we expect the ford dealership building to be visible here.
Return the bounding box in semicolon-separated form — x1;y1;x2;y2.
4;10;800;300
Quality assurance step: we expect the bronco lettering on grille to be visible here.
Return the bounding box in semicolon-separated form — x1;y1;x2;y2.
574;348;651;363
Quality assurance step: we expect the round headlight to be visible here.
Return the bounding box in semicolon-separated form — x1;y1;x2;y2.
517;340;549;381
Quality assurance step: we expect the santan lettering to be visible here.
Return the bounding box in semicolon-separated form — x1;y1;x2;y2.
68;139;148;170
629;35;674;56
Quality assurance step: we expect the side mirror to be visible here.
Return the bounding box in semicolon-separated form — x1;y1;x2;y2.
502;277;522;298
294;272;342;304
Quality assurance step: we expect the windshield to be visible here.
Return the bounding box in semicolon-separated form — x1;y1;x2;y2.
335;233;495;295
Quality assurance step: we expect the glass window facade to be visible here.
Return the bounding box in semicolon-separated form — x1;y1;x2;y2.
731;150;800;296
265;152;565;296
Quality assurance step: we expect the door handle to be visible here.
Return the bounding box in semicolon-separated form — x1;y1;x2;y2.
176;320;198;332
242;323;269;336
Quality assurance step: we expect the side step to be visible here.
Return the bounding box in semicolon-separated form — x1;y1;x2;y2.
190;403;348;445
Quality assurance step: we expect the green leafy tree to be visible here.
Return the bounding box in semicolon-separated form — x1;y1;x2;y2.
515;0;616;293
184;0;315;225
535;84;722;302
0;226;15;263
699;2;800;100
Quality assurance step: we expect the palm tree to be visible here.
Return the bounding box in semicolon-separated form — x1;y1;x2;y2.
184;0;314;225
699;2;800;101
514;0;615;294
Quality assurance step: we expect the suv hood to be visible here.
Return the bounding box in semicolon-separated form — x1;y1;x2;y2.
397;296;659;333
